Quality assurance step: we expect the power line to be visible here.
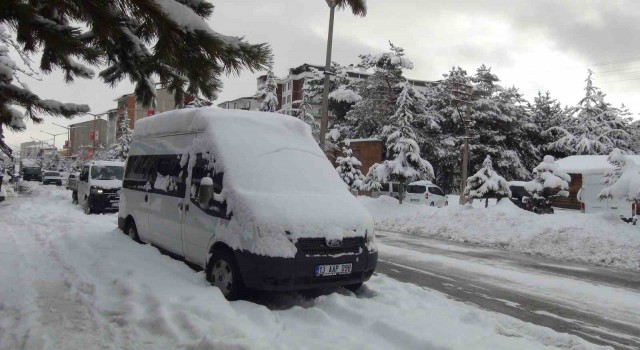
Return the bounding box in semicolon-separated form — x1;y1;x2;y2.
594;66;640;75
598;77;640;84
591;56;640;67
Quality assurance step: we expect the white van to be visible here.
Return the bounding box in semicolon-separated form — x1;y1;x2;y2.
405;180;448;207
577;174;637;224
371;182;402;199
77;160;124;214
118;108;377;300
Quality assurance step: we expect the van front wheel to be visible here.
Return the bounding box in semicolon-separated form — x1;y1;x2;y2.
207;250;244;301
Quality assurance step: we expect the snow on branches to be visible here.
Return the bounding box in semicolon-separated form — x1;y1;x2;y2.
525;155;570;200
335;143;365;191
598;148;640;202
464;155;511;207
107;115;133;161
365;81;433;203
257;67;278;112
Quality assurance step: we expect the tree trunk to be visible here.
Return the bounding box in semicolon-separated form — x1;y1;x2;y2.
398;182;404;204
485;198;488;208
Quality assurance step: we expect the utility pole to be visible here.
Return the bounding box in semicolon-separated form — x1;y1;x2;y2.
319;0;336;148
451;81;473;205
459;103;471;205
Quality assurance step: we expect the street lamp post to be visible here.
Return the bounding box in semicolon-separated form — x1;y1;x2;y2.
40;131;66;150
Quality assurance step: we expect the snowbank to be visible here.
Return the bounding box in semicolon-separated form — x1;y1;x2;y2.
0;184;608;349
362;196;640;270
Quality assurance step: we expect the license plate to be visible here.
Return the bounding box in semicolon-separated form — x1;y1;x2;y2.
110;201;119;208
410;199;420;202
315;263;352;276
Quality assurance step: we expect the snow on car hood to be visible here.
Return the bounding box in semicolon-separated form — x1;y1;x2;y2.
91;179;122;190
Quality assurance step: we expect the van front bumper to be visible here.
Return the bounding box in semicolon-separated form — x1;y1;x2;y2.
87;192;120;213
235;248;378;291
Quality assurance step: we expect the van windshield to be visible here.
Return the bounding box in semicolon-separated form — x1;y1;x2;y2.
428;187;445;196
407;185;426;194
45;172;60;177
24;167;41;174
91;166;124;180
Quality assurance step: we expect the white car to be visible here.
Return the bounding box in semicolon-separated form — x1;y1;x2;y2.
577;174;637;224
42;171;63;186
405;180;448;207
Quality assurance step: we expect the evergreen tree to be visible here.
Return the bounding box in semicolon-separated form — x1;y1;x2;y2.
183;97;213;108
598;148;640;202
524;155;570;203
335;143;365;191
107;115;133;161
423;67;470;193
257;67;278;112
1;1;270;131
345;42;413;139
369;81;434;204
464;155;511;207
295;78;320;139
546;71;631;155
304;64;357;120
361;163;383;191
528;91;569;159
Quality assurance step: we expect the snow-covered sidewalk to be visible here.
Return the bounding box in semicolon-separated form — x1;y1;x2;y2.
0;184;609;349
361;196;640;270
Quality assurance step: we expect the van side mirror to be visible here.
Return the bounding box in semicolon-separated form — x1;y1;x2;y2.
199;177;214;207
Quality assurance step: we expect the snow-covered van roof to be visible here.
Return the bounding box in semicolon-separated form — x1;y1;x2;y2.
555;155;640;175
409;180;435;186
133;108;374;257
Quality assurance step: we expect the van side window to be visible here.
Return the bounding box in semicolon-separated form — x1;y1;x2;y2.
152;155;185;197
189;153;228;218
428;187;445;196
123;155;156;191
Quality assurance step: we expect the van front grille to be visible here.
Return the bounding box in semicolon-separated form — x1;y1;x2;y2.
297;237;363;256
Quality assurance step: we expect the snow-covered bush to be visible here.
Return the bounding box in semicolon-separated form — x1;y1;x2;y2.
361;163;383;191
525;155;570;200
464;155;511;207
598;148;640;201
335;143;365;191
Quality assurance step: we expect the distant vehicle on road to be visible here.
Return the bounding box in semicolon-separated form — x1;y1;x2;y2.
42;171;63;186
22;166;42;181
77;161;124;214
371;182;403;200
578;174;637;225
405;181;448;207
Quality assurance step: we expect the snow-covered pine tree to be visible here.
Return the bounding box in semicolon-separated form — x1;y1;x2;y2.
463;155;511;207
257;67;279;112
546;71;631;155
345;42;413;139
107;115;133;161
361;163;383;191
598;148;640;203
303;64;358;121
524;155;570;204
289;77;320;139
183;97;213;108
1;2;270;132
528;91;570;159
423;67;470;193
335;142;365;192
372;81;434;204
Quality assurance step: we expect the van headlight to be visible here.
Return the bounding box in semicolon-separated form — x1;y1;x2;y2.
90;187;103;194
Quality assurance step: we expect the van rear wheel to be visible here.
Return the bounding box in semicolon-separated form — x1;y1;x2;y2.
127;221;142;243
207;250;243;301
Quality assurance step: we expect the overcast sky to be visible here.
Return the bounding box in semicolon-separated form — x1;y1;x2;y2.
6;0;640;150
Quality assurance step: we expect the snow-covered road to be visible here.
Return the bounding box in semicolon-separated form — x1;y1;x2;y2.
0;184;613;349
376;230;640;349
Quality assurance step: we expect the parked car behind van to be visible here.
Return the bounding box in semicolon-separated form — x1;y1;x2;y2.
508;181;533;212
405;181;448;207
118;108;378;300
42;171;63;185
371;182;402;199
77;161;124;214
